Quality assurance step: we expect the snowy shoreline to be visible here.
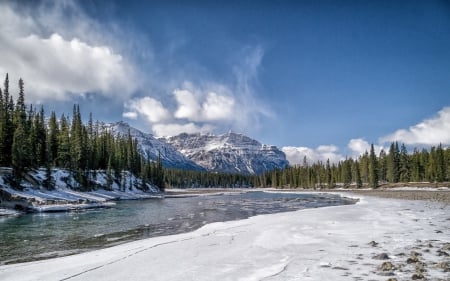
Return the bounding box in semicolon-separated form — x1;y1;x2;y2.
0;192;448;281
0;168;162;215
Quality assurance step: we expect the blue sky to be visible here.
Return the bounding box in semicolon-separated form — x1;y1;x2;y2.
1;0;449;164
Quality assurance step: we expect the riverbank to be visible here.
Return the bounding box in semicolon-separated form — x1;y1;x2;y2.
0;168;162;214
1;192;448;281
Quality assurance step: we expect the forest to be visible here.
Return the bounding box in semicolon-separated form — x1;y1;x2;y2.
0;74;164;190
1;74;449;191
257;142;450;189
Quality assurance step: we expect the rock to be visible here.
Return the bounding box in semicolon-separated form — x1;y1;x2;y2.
410;251;422;257
411;272;425;280
369;241;379;247
406;256;419;264
378;261;395;271
415;262;427;273
387;278;398;281
434;262;450;272
373;253;390;260
331;266;349;270
437;249;449;256
442;243;450;251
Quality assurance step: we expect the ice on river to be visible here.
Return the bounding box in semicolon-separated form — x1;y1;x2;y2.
0;193;448;281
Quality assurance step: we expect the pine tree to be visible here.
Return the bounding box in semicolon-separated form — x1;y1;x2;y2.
368;144;378;188
387;142;400;183
57;114;71;168
12;122;31;181
378;149;387;183
48;111;59;166
399;144;410;182
0;74;14;166
326;159;334;188
353;160;362;188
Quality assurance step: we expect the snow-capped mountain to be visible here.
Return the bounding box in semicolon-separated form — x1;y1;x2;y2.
101;122;204;171
163;132;289;175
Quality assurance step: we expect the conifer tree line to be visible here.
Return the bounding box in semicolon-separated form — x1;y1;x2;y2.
0;74;164;191
256;142;450;189
164;168;254;188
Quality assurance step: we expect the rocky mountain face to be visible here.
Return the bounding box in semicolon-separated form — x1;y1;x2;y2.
102;122;288;175
163;132;289;175
102;122;204;171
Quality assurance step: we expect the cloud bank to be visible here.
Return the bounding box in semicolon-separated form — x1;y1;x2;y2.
124;47;273;137
380;107;450;146
282;139;386;166
282;145;344;165
284;107;449;165
0;1;136;102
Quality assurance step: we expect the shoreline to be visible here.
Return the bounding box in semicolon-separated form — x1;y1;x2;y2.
0;191;448;280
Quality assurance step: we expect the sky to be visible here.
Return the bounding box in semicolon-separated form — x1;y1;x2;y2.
0;0;449;164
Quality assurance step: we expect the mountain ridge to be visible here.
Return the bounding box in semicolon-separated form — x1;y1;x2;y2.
162;131;289;175
104;122;289;175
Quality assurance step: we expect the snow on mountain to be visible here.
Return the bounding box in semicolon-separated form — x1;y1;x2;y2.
101;122;204;171
163;132;289;175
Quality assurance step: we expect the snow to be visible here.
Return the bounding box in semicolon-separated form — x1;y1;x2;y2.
0;168;162;212
0;208;20;216
0;192;448;281
164;132;288;174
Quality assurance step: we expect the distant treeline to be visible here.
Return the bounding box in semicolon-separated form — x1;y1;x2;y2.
255;142;450;189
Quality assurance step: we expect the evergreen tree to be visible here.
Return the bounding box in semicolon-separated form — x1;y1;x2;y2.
326;159;334;188
399;144;410;182
378;149;387;183
387;142;400;183
368;144;378;188
11;122;30;181
353;160;362;188
48;111;59;166
57;114;71;168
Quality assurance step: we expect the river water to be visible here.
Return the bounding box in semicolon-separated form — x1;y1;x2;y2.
0;191;357;264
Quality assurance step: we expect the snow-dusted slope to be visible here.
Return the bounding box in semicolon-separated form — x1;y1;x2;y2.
101;122;204;171
0;168;161;213
163;132;289;174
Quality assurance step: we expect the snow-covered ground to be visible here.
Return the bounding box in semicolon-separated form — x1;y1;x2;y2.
0;168;161;213
0;193;448;281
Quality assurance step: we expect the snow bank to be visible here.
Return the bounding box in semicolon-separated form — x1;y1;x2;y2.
0;193;448;281
0;168;162;212
0;208;20;216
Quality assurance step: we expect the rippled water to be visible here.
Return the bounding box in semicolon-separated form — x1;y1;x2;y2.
0;191;356;264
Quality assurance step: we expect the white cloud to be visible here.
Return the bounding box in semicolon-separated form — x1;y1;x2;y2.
282;145;344;165
173;88;236;122
152;123;214;137
283;140;387;166
122;111;138;120
202;92;235;121
380;107;450;146
124;97;170;123
173;89;201;121
123;45;273;137
348;138;385;157
0;1;136;102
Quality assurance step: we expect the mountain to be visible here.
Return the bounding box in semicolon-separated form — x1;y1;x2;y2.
101;122;204;171
163;132;289;175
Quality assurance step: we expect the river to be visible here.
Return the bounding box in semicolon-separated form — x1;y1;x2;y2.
0;191;357;264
